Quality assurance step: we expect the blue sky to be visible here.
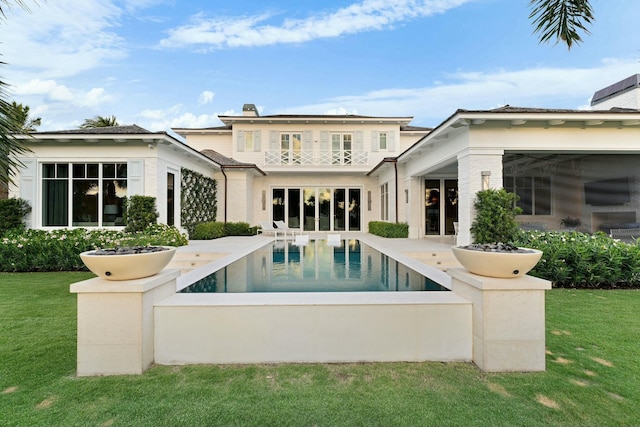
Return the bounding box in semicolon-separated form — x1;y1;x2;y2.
1;0;639;131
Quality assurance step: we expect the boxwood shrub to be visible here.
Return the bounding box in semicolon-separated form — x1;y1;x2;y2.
0;224;188;272
514;230;640;288
0;198;31;236
368;221;409;238
192;221;258;240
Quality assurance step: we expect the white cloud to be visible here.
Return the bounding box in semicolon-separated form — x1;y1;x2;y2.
0;0;126;79
136;104;220;131
198;91;215;105
11;79;115;108
11;79;74;101
83;88;115;107
281;58;640;126
159;0;472;50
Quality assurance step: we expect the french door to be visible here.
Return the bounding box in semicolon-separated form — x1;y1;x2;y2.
272;187;361;232
425;179;458;236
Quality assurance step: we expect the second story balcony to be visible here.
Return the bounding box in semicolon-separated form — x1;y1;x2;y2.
265;150;368;166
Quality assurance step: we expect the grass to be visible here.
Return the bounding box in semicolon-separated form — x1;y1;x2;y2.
1;272;639;426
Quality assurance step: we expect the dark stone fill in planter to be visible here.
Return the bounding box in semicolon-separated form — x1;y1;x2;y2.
91;246;170;255
459;243;535;253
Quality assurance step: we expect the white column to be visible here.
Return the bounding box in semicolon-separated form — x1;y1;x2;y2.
456;149;504;246
405;176;423;238
70;269;179;376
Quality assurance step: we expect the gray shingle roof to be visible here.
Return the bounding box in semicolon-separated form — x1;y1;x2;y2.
459;105;640;114
33;125;154;135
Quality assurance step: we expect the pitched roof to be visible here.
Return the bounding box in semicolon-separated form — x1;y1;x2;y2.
33;125;154;135
401;125;432;132
458;105;640;114
200;149;266;175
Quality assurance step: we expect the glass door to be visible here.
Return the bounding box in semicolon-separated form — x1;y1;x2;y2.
425;179;440;235
274;187;362;232
334;189;346;231
318;188;331;231
303;188;316;231
444;180;458;235
287;189;301;229
348;189;361;231
425;179;458;236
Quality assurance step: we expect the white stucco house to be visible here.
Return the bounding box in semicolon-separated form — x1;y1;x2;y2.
9;75;640;245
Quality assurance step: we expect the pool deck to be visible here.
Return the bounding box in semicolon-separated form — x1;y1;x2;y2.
172;233;461;290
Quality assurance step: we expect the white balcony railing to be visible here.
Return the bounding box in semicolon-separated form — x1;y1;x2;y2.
265;150;368;166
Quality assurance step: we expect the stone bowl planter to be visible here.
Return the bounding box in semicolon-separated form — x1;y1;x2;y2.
452;243;543;278
80;246;176;281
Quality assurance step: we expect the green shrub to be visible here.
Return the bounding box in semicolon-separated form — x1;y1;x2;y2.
368;221;409;238
191;221;258;240
471;189;522;244
514;230;640;288
224;222;257;236
0;225;188;272
0;198;31;235
124;195;159;232
192;222;225;240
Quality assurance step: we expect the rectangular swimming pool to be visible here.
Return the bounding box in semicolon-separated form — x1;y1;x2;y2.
180;238;447;293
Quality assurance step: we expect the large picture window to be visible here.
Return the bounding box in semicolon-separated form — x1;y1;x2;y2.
42;162;128;227
504;176;551;215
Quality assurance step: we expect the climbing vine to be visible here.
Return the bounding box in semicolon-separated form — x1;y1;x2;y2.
181;168;217;237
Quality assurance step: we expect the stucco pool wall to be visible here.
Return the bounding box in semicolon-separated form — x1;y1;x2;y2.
154;291;472;364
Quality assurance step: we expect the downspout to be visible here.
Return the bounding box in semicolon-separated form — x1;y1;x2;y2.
221;167;228;223
394;159;399;223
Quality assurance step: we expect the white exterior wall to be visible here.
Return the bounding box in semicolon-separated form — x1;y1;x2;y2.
11;141;219;231
181;133;232;156
214;170;248;224
229;122;404;170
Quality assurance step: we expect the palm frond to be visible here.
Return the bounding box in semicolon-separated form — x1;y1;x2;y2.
529;0;594;49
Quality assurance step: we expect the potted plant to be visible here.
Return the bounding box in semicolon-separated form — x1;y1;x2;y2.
451;189;542;278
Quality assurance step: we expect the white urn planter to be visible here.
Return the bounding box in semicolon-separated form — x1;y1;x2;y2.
80;246;177;281
452;244;543;278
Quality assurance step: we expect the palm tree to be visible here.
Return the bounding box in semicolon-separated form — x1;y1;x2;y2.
5;101;41;132
529;0;594;49
1;1;34;191
80;115;120;129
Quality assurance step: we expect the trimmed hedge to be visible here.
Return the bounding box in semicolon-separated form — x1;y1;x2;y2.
191;221;258;240
368;221;409;238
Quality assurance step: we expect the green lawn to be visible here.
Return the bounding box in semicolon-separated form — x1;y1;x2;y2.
1;272;639;427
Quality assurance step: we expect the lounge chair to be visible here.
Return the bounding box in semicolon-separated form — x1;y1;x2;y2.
257;221;281;238
327;233;341;247
293;234;309;246
274;220;298;237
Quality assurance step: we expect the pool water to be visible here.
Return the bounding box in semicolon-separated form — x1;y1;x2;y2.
180;239;447;293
